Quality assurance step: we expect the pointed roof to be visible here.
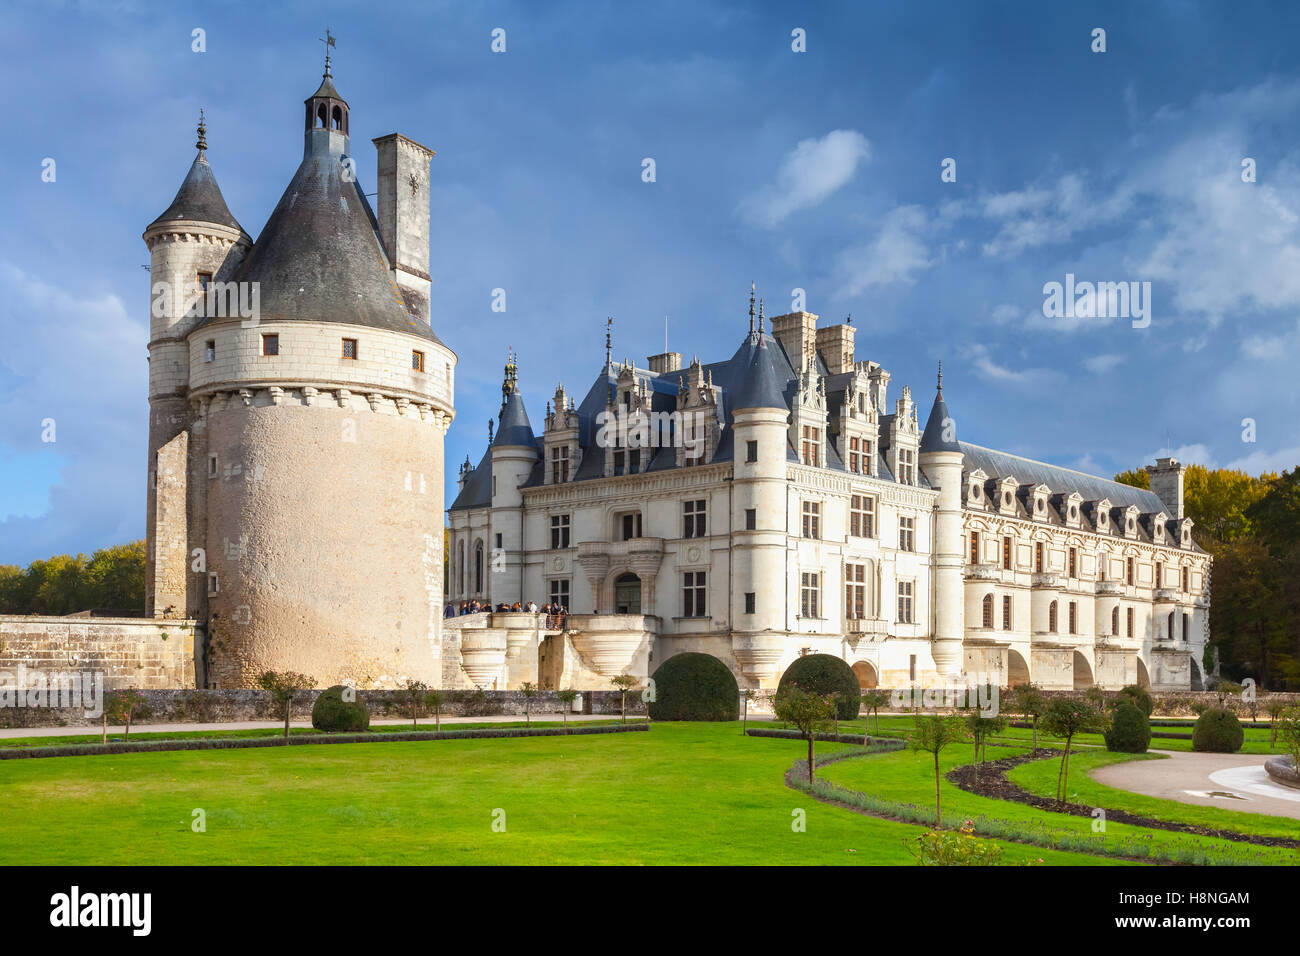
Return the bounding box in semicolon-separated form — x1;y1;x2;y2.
148;151;243;232
919;363;961;453
494;390;537;447
449;448;492;510
728;331;791;412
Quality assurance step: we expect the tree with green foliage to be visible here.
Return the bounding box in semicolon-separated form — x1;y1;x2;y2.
425;689;445;731
740;688;756;735
861;690;889;741
402;680;428;730
908;714;968;826
555;689;579;732
1117;684;1153;717
257;671;314;739
104;689;145;740
962;701;1008;776
773;685;837;782
1008;684;1047;749
776;654;861;721
1104;699;1151;753
1192;707;1244;753
610;674;638;724
519;681;537;728
1040;697;1109;804
0;541;146;615
1267;699;1288;748
1277;706;1300;772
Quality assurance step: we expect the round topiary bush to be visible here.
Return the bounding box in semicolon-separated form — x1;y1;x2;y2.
647;653;738;721
1117;683;1153;717
1104;699;1151;753
777;654;861;721
1192;707;1244;753
311;685;370;732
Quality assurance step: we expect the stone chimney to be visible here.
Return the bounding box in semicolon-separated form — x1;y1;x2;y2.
769;311;818;370
1145;457;1186;518
373;133;435;324
647;351;682;374
815;323;855;375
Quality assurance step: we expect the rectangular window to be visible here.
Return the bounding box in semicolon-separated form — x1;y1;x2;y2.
207;572;219;595
746;440;758;463
207;453;218;478
1126;558;1135;585
196;272;212;291
613;450;625;476
1068;547;1078;578
621;512;642;541
744;508;756;531
261;333;279;356
550;513;570;550
850;495;875;538
845;563;867;620
628;449;641;474
342;338;358;359
683;571;707;617
1182;566;1189;593
1002;536;1013;570
1002;594;1012;631
412;350;425;372
800;425;820;466
909;654;917;682
899;515;915;552
549;578;570;609
204;339;215;363
683;499;707;538
970;531;980;565
897;580;914;624
744;592;756;615
550;445;570;484
864;440;874;475
494;533;502;550
1126;607;1134;638
801;500;820;539
1069;601;1078;634
849;436;865;474
898;448;915;485
800;571;821;618
1035;542;1044;573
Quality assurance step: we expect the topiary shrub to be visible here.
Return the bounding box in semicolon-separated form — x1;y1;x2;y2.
1117;684;1153;717
777;654;861;721
1104;700;1151;753
1192;707;1244;753
647;653;738;721
312;685;371;732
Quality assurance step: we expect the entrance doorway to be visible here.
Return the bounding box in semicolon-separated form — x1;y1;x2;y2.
614;573;642;614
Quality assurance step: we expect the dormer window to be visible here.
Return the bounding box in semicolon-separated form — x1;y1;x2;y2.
800;426;821;466
898;448;915;484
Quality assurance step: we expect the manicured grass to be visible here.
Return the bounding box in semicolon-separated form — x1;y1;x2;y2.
817;741;1295;864
0;719;637;750
0;722;1110;865
1008;750;1300;840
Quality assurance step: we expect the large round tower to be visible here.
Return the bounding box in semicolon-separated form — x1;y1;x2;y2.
147;61;456;687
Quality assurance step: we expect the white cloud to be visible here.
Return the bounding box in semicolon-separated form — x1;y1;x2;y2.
739;129;870;228
962;343;1062;389
1223;445;1300;476
835;205;933;295
1081;353;1125;375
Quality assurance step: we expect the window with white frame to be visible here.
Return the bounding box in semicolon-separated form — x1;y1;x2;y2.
550;513;570;550
850;495;874;538
897;580;914;624
800;425;821;466
683;499;707;538
801;500;820;539
800;571;821;618
682;571;707;617
898;448;915;485
898;515;915;552
845;563;868;619
550;445;570;483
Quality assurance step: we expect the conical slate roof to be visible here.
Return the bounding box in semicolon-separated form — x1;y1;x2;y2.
919;384;960;453
493;389;537;447
222;124;442;342
727;332;792;412
148;153;243;232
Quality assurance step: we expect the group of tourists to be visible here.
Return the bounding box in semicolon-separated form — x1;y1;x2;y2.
444;600;568;622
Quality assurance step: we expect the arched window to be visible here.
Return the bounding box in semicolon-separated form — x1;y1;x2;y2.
1048;600;1058;633
1167;611;1175;640
332;105;343;130
1111;606;1119;636
473;540;484;594
316;103;328;128
457;540;466;596
1182;612;1189;641
982;594;994;628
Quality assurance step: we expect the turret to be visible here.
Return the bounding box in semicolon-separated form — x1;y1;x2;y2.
489;351;539;603
918;363;965;681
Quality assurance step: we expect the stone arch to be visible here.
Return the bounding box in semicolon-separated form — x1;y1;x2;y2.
851;660;879;689
612;572;641;614
1136;656;1151;690
331;105;343;130
316;102;328;128
473;539;484;595
1190;655;1204;691
1072;650;1093;690
1007;649;1030;687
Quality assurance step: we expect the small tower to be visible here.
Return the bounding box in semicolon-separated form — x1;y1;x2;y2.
543;384;580;484
918;363;965;681
141;112;252;621
489;351;539;604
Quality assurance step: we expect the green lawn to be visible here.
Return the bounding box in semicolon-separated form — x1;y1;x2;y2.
0;722;1113;866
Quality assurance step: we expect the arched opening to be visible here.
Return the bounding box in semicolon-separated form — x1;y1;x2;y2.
316;103;328;128
981;593;994;629
1182;612;1189;642
1110;606;1119;636
1190;655;1204;691
1007;649;1030;687
457;540;466;596
613;572;641;614
331;105;343;130
473;540;484;595
1136;657;1151;690
1071;650;1093;690
1167;611;1175;640
851;660;879;690
1048;600;1058;633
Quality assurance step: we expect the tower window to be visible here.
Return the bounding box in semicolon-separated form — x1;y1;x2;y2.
332;105;343;130
1048;600;1058;633
1002;595;1012;630
196;272;212;292
744;508;756;530
982;594;994;628
342;338;358;359
207;572;219;595
744;592;756;615
746;440;758;463
316;103;328;128
204;339;215;363
207;454;218;478
261;334;279;356
412;350;425;372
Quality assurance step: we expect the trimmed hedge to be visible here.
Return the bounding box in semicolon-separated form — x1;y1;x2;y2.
1118;684;1154;717
1105;700;1151;753
647;653;738;721
311;685;371;733
1192;707;1244;753
777;654;861;721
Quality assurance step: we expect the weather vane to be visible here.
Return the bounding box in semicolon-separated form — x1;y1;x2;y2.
319;29;336;76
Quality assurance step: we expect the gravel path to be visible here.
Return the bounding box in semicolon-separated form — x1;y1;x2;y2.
1091;749;1300;820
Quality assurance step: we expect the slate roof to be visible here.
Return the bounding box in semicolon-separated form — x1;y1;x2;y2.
919;387;960;453
494;390;537;447
147;152;244;233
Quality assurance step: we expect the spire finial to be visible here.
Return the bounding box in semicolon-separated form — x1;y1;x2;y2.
748;281;756;334
604;316;613;368
320;29;336;78
758;298;765;333
196;108;207;153
487;418;494;443
937;360;944;393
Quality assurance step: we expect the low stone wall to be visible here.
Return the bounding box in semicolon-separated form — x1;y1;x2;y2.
0;687;646;729
0;615;197;693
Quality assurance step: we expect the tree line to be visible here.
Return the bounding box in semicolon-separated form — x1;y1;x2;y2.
0;541;146;616
1116;464;1300;690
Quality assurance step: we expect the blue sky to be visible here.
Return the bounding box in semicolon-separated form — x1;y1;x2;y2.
3;0;1300;565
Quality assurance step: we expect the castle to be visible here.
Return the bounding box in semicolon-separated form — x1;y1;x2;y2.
446;300;1211;694
141;58;455;688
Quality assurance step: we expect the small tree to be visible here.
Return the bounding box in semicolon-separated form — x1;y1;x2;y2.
257;671;314;739
403;679;428;730
425;689;445;731
1008;684;1046;750
861;690;888;742
105;689;145;741
908;714;969;826
962;705;1008;777
1267;699;1288;748
1277;706;1300;771
773;685;837;782
555;689;579;733
610;674;638;724
1040;697;1109;804
520;681;537;728
741;688;756;735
